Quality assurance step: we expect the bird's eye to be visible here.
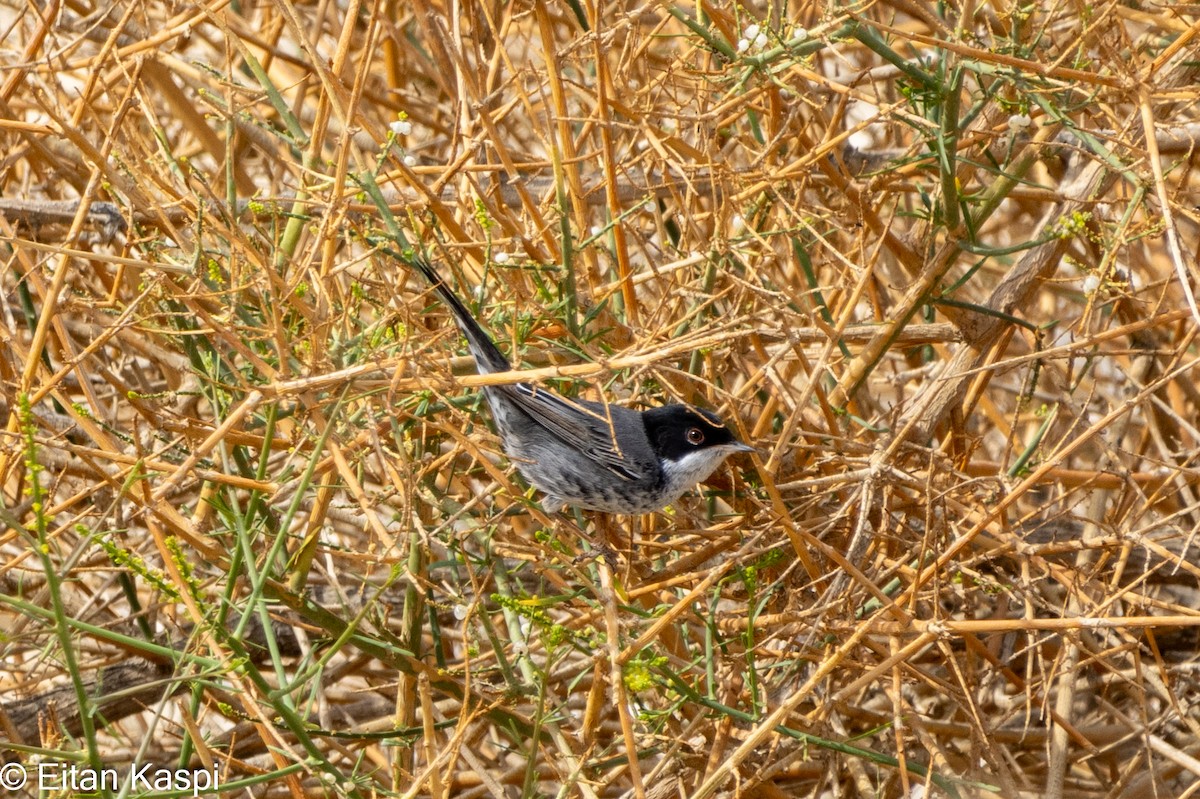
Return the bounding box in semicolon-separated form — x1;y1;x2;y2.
685;427;705;445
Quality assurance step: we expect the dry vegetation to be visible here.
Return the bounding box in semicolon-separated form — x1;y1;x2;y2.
2;0;1200;797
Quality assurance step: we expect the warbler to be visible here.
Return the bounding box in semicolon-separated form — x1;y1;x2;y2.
411;257;753;513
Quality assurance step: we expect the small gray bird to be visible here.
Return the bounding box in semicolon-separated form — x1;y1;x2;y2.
411;258;753;513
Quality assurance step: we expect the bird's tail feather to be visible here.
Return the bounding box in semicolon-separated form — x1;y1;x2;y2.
411;257;511;374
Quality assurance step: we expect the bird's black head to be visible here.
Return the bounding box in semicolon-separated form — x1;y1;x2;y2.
642;405;750;462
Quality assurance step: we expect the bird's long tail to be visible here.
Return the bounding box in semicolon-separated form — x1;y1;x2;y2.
410;257;511;374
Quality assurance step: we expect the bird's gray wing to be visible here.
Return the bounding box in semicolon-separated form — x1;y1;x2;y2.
499;383;644;481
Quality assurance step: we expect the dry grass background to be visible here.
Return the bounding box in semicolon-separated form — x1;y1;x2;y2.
2;0;1200;797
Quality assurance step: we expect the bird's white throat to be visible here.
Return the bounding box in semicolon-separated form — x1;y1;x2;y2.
661;446;738;496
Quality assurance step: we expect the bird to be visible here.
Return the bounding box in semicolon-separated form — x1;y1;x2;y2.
409;257;753;514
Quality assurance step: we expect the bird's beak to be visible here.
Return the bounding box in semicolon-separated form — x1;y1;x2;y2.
730;441;756;454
